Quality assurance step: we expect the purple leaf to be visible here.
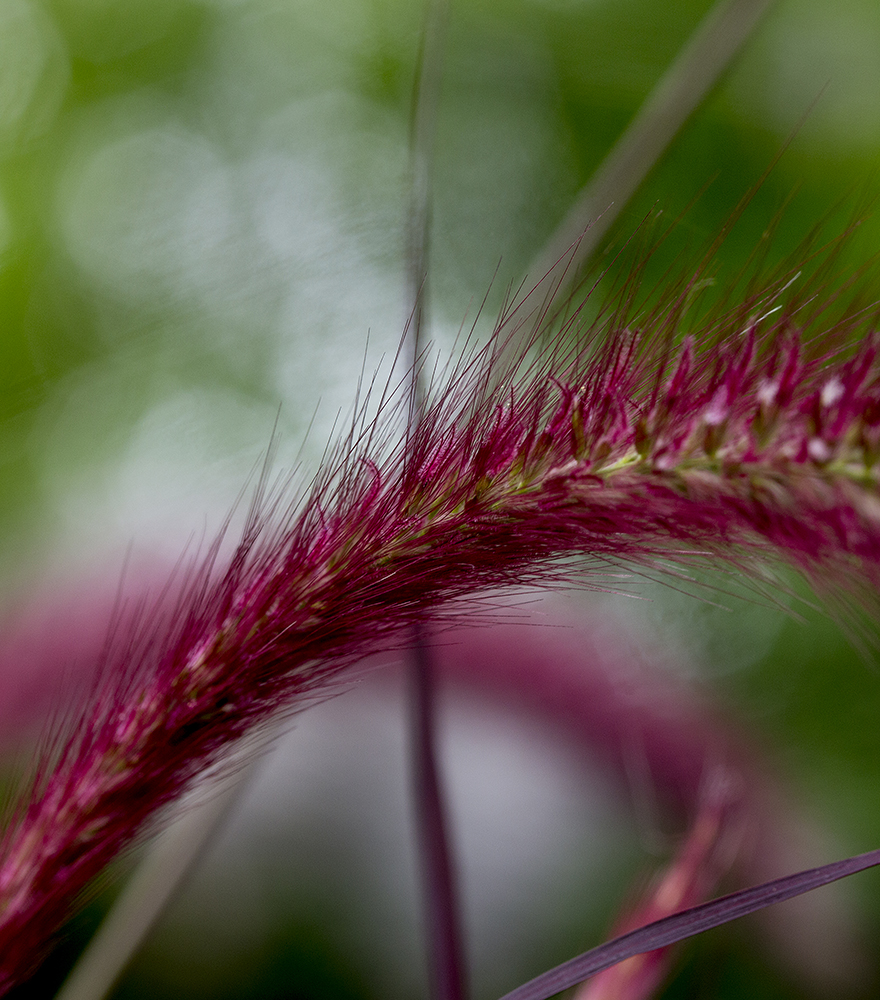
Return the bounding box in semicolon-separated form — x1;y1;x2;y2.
498;848;880;1000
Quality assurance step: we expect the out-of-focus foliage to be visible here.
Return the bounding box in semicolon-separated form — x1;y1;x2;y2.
3;0;880;998
3;0;880;571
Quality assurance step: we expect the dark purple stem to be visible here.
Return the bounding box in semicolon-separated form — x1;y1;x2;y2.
410;623;468;1000
405;0;464;994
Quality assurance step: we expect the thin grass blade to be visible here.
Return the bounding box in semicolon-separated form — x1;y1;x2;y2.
498;848;880;1000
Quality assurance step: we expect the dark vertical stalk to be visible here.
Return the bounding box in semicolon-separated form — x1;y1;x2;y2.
410;624;468;1000
405;2;467;999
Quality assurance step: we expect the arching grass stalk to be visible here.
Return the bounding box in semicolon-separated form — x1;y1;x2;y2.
43;0;780;993
2;234;880;991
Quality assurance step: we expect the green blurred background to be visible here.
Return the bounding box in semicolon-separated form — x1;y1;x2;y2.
4;0;880;996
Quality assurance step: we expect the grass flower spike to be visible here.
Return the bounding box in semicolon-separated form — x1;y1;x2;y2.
1;238;880;991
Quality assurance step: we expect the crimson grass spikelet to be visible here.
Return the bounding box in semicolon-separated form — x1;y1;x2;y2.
2;240;880;990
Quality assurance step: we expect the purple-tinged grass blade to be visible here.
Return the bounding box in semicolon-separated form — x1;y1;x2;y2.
497;848;880;1000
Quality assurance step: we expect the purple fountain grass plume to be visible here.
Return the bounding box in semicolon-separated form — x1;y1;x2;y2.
1;236;880;990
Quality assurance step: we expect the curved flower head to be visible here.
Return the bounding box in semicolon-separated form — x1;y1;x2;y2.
1;230;880;991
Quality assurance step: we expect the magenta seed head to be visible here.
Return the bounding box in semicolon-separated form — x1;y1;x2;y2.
2;231;880;990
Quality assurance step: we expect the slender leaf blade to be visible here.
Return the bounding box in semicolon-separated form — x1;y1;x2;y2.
498;848;880;1000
